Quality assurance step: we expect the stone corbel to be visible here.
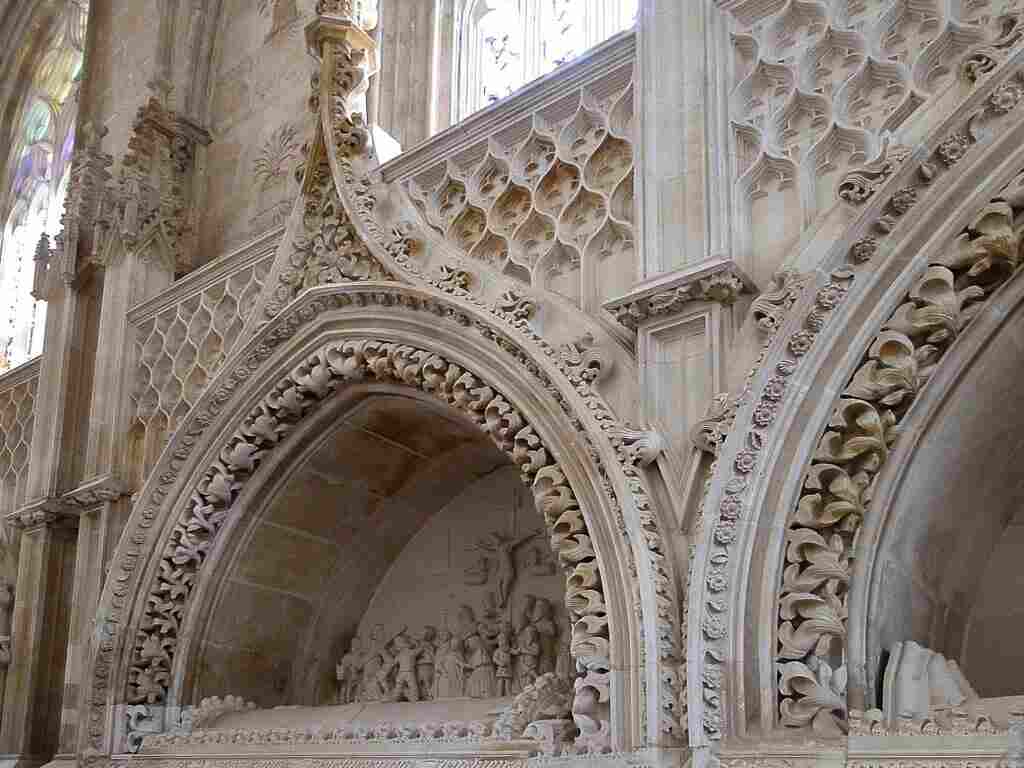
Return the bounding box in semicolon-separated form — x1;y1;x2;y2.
690;393;737;456
603;257;755;332
3;497;64;531
609;425;665;468
4;475;128;529
59;474;129;515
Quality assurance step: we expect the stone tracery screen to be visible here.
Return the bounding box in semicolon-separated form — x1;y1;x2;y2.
456;0;638;120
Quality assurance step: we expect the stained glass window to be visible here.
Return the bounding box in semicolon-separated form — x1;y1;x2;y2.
0;1;87;372
456;0;638;120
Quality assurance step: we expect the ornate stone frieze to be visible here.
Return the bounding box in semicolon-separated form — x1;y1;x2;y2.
144;719;500;749
604;258;754;331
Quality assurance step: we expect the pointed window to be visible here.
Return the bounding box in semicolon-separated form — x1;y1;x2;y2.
0;1;86;372
455;0;637;121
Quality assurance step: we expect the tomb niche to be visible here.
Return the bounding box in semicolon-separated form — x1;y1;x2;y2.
181;393;576;751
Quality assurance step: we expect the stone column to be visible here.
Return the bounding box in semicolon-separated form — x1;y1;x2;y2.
636;0;731;277
0;512;77;768
44;217;175;768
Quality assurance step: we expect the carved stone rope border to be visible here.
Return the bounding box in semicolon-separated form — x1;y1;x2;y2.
690;52;1024;742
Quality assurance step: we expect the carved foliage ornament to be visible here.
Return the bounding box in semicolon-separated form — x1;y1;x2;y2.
777;131;1024;739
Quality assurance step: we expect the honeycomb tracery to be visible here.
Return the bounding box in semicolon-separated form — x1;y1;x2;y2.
404;80;635;307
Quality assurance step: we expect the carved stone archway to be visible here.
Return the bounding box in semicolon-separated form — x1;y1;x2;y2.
83;280;683;761
686;47;1024;751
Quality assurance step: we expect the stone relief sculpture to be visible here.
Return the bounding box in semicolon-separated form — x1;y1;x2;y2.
335;591;571;704
467;530;539;609
882;640;977;723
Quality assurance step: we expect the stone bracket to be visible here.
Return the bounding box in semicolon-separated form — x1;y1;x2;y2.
604;258;757;331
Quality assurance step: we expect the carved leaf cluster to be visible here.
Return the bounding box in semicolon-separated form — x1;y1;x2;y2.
777;179;1024;733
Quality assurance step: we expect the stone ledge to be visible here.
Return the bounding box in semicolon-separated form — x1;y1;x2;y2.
6;474;128;528
603;258;757;330
126;226;282;327
0;356;42;393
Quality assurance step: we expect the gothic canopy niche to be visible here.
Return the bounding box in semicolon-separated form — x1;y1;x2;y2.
86;280;683;758
686;43;1024;747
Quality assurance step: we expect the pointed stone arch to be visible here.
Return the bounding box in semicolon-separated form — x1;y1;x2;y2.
83;279;684;759
687;46;1024;747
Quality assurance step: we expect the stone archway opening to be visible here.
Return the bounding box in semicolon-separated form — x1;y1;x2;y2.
864;289;1024;719
185;389;573;721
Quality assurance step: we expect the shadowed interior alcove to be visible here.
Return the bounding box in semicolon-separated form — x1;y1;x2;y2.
866;290;1024;703
186;389;568;708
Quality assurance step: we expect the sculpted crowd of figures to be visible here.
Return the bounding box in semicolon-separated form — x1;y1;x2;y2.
336;595;572;703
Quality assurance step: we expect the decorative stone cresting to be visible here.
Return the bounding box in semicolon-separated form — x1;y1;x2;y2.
689;46;1024;742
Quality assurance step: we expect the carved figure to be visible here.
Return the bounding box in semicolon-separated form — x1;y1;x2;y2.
523;545;556;577
462;635;497;698
468;531;538;609
456;604;477;645
514;616;541;690
336;636;363;704
433;630;465;699
532;597;558;675
415;626;436;701
389;632;422;703
360;626;393;701
555;619;574;679
494;621;514;697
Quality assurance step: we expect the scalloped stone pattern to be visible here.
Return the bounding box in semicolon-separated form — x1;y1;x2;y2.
404;79;635;307
130;259;272;457
0;373;37;515
727;0;1011;271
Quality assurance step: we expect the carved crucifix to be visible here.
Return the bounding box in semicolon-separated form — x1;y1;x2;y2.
467;530;539;609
